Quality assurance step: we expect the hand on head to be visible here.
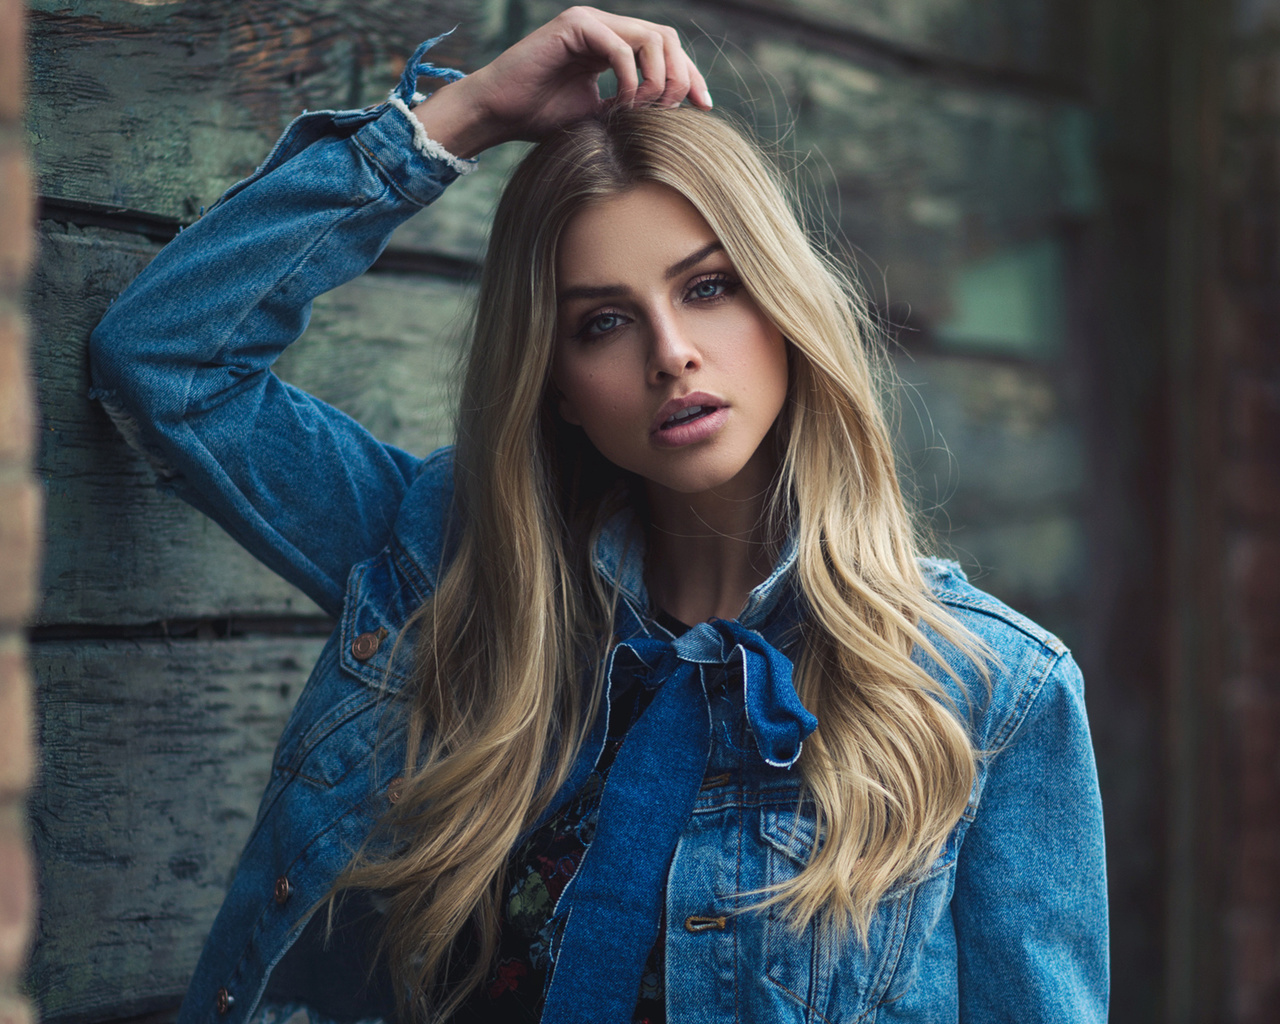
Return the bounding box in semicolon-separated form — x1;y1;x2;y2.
412;6;711;159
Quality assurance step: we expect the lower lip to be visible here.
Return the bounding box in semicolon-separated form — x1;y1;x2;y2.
650;406;730;448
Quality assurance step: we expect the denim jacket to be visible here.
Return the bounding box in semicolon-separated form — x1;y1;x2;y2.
87;55;1109;1024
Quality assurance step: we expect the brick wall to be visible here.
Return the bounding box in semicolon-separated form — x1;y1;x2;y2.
0;0;39;1022
1219;2;1280;1016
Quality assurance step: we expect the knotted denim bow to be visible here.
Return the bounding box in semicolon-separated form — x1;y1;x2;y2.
541;618;818;1024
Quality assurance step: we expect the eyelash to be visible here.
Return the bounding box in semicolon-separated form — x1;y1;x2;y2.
572;273;741;340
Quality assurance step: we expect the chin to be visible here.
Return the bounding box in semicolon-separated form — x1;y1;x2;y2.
638;454;768;499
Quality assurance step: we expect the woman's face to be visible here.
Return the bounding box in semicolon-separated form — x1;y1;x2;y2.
552;183;789;500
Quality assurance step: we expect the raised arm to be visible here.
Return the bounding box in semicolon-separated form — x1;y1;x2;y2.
88;7;708;618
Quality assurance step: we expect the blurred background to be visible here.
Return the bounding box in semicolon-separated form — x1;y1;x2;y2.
1;0;1276;1021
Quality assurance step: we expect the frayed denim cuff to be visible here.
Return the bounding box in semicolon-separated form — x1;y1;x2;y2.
387;29;477;177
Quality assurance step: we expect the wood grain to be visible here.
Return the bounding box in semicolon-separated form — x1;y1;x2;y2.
31;222;473;626
538;0;1087;86
892;352;1086;639
517;0;1096;329
27;635;321;1022
26;0;501;258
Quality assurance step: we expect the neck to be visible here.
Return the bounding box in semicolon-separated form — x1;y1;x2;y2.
643;454;782;625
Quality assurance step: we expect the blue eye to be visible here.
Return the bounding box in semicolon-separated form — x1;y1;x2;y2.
581;312;627;338
687;275;737;302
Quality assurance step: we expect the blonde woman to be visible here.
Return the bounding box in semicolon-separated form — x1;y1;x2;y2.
89;7;1108;1023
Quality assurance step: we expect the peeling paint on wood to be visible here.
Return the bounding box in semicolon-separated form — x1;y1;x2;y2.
28;636;321;1021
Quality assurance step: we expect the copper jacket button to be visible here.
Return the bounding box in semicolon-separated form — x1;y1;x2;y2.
216;987;234;1013
351;626;387;661
274;876;291;906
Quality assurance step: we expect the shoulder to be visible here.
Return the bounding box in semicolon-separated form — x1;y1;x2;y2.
918;557;1067;659
915;557;1081;749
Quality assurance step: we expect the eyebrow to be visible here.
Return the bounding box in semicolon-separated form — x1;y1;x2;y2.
556;240;726;305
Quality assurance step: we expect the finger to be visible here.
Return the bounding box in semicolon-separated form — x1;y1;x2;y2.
633;35;667;106
655;29;691;107
688;58;713;109
569;16;641;106
609;35;641;107
597;13;711;110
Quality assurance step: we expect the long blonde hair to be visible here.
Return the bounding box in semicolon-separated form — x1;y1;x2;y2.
335;106;980;1022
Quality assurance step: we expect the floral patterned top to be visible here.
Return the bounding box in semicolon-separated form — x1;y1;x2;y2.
450;670;668;1024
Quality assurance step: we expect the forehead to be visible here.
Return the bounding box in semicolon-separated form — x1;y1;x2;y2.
557;183;720;283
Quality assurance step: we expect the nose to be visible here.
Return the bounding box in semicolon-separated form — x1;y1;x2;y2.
646;313;701;383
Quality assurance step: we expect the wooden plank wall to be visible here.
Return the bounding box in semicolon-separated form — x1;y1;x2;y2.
24;1;1157;1021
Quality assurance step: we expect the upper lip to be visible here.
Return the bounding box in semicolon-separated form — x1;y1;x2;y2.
650;392;725;434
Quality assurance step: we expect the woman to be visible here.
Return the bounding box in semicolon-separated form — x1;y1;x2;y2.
88;8;1108;1023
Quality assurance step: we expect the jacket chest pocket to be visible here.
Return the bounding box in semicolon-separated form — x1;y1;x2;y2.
272;552;418;788
754;805;955;1023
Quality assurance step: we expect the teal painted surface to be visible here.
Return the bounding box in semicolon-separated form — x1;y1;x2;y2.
935;238;1067;357
892;353;1086;643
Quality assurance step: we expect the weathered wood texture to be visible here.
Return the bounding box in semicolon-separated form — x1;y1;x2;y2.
31;221;473;626
893;353;1085;637
700;0;1087;85
24;1;1109;1021
28;1;475;212
524;0;1095;335
27;1;1095;318
27;636;319;1021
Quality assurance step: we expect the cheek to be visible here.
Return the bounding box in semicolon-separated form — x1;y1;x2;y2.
752;329;790;408
552;360;621;429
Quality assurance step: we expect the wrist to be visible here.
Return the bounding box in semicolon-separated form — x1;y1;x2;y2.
410;73;507;160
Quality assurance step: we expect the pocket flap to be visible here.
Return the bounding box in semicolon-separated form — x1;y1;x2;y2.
338;552;418;690
760;803;823;866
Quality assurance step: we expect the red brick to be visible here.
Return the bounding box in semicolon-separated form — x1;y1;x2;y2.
0;308;32;465
0;480;40;626
0;0;23;125
0;141;33;289
0;817;32;979
0;636;31;797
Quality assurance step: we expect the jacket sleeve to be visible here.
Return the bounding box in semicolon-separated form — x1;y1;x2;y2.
951;651;1110;1022
89;98;468;619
